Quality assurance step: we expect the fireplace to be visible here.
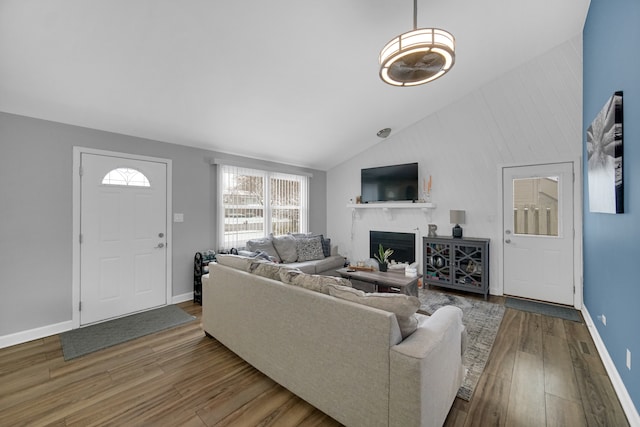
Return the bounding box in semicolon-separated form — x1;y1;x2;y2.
369;231;416;264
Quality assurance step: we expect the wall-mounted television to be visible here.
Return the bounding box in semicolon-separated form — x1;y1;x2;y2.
361;162;419;203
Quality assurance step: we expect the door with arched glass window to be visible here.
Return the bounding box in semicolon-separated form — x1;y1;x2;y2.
80;153;168;325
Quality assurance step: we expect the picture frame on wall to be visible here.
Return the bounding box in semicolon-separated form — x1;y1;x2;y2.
586;91;624;214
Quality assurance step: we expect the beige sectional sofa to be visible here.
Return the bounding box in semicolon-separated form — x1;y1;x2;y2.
202;256;465;427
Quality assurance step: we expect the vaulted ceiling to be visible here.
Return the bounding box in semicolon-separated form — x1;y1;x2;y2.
0;0;590;170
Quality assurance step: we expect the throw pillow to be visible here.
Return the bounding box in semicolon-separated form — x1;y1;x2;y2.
279;269;352;294
250;261;296;281
295;235;325;261
271;234;298;263
321;237;331;257
215;254;254;272
328;286;420;339
246;237;281;263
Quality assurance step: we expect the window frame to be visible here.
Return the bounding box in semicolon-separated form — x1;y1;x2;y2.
217;164;309;250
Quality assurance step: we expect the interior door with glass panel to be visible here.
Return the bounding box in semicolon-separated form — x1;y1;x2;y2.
503;163;574;305
80;153;168;325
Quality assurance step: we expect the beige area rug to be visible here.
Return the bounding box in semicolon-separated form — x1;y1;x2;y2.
419;289;505;401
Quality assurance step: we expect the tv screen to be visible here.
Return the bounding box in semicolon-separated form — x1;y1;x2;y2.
361;163;419;203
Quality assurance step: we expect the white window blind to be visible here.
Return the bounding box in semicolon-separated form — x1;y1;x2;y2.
218;164;309;250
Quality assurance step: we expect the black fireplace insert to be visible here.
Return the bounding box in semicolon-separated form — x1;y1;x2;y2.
369;231;416;264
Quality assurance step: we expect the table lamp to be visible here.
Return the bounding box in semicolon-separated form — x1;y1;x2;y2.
450;210;465;238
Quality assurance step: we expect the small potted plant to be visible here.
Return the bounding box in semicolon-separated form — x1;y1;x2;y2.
374;243;393;272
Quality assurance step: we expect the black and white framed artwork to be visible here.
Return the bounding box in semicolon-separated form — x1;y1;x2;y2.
587;91;624;214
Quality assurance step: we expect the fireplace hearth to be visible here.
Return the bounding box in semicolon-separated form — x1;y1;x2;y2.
369;231;416;264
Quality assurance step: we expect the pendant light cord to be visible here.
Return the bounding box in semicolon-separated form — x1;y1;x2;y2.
413;0;418;30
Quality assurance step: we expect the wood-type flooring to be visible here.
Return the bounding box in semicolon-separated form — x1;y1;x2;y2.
0;294;630;426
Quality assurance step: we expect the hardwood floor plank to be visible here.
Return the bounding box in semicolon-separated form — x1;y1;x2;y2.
506;350;546;426
543;333;581;402
517;311;543;356
564;320;607;376
195;367;280;425
542;315;567;339
545;393;587;427
462;373;511;427
443;398;468;427
212;384;300;427
574;367;630;427
483;308;519;380
0;371;113;426
258;395;320;427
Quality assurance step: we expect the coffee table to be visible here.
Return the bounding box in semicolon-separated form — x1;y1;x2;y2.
336;267;420;297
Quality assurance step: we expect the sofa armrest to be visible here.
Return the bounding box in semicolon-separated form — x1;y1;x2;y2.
389;305;465;427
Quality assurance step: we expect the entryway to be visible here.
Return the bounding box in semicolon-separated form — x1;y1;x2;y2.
73;148;172;326
502;162;575;306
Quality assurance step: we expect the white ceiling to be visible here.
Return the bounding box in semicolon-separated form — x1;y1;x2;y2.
0;0;589;170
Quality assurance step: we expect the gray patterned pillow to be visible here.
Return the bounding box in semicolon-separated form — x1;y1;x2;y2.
295;235;325;261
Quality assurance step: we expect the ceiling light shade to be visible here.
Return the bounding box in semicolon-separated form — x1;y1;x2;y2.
379;1;455;87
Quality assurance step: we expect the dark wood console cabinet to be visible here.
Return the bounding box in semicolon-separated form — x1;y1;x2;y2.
422;236;490;299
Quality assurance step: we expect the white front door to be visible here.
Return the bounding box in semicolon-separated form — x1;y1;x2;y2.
80;153;168;325
502;162;574;305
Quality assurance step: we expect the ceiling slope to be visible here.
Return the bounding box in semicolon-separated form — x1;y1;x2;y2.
0;0;590;170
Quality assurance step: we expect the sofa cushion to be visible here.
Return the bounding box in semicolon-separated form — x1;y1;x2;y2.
295;235;325;262
215;254;254;272
250;261;298;281
246;237;281;263
271;234;298;263
310;255;345;274
280;269;352;294
328;286;420;338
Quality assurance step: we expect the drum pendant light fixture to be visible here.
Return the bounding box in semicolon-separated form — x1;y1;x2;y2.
379;0;455;87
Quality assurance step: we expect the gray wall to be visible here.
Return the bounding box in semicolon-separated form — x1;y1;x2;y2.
0;112;326;338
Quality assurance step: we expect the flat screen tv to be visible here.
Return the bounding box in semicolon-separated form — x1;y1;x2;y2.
361;162;419;203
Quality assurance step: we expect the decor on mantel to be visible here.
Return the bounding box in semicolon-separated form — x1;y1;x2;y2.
379;0;455;87
420;175;432;202
450;209;465;238
587;91;624;214
374;243;394;272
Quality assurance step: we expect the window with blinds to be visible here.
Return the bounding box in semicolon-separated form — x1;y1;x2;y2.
218;164;309;250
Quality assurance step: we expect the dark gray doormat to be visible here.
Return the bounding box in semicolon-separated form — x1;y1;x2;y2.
60;305;195;360
505;297;581;322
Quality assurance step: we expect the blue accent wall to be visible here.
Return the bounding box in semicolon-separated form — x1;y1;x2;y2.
584;0;640;410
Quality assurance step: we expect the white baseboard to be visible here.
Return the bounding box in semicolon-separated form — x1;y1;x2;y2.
0;320;73;350
172;292;194;304
582;306;640;426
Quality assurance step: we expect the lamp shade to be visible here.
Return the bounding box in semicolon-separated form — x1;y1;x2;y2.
450;210;465;224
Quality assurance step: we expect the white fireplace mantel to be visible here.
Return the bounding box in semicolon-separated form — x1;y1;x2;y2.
347;202;436;220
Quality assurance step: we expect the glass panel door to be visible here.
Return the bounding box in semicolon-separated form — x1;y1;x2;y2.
512;176;559;236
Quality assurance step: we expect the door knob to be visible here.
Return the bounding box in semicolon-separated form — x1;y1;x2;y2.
155;243;165;248
505;239;511;244
505;230;512;235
